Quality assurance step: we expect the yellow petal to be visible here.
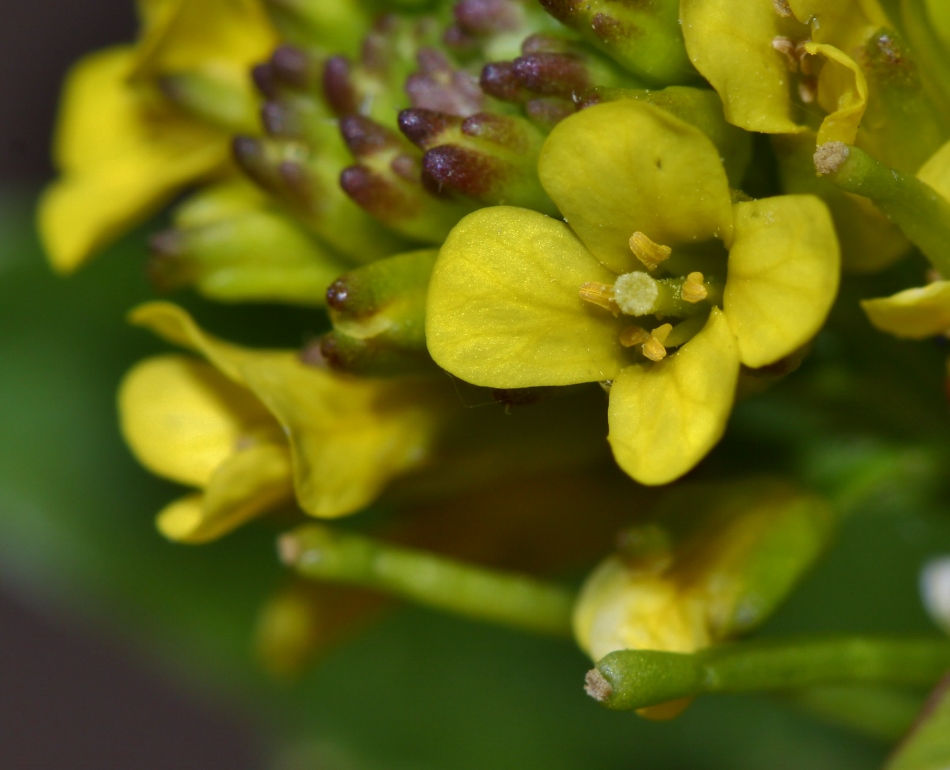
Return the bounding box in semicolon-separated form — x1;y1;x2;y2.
39;48;226;272
118;354;278;487
426;206;627;388
130;302;446;517
538;101;734;274
724;196;840;368
133;0;276;78
128;301;259;380
239;359;444;518
917;138;950;201
680;0;806;134
803;43;868;146
607;309;739;486
789;0;891;50
861;281;950;338
573;555;711;662
156;443;294;543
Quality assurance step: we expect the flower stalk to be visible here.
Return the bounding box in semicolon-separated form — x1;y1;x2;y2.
279;524;576;636
588;636;950;712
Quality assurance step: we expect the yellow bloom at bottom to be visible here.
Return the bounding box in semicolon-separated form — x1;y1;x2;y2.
426;101;840;485
120;302;448;542
573;479;835;717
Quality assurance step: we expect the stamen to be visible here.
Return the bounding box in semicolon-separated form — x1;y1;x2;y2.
773;0;793;17
772;37;799;72
629;232;672;271
681;272;707;303
642;324;672;362
798;79;816;104
619;325;650;347
579;282;618;313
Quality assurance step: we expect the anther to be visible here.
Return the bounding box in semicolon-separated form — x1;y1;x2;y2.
772;37;799;72
619;326;650;347
629;232;671;271
681;272;707;303
773;0;793;18
642;324;672;362
579;282;618;314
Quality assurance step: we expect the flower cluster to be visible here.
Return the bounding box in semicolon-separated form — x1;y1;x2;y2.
40;0;950;748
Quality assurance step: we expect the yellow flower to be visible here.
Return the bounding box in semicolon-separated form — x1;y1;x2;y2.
574;480;834;717
39;0;275;273
679;0;885;141
426;101;839;485
120;302;447;541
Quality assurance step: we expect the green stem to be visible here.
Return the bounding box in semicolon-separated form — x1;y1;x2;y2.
589;637;950;711
279;525;575;636
815;142;950;276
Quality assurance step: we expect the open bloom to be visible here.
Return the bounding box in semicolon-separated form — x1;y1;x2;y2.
39;0;275;273
681;0;885;143
427;100;839;485
120;302;446;542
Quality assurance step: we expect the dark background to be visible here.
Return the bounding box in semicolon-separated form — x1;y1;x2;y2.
0;3;259;768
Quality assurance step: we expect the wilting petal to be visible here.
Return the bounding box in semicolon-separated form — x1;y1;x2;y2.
131;302;447;517
804;43;868;146
39;48;226;273
680;0;806;135
862;281;950;339
607;309;739;486
118;354;278;487
156;443;294;543
724;195;840;367
426;206;627;388
538;101;734;274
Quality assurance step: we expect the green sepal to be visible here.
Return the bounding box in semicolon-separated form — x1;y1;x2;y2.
644;478;836;638
321;249;438;375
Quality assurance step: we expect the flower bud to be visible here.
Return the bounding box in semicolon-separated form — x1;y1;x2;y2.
307;249;439;376
537;0;695;85
338;116;477;243
149;206;348;306
262;0;369;54
160;69;259;133
232;134;410;260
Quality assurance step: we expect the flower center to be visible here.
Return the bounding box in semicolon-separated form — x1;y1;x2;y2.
578;232;724;362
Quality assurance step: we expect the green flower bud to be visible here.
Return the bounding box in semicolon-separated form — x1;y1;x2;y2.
149;198;348;306
309;249;438;375
536;0;696;85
